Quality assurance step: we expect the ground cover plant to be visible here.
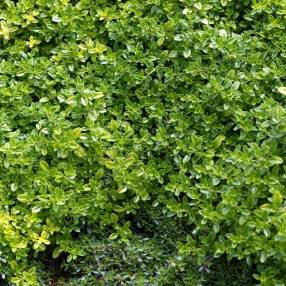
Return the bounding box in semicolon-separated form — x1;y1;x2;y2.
0;0;286;285
46;211;255;285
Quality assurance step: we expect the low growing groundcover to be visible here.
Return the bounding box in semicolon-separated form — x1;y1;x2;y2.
1;0;286;285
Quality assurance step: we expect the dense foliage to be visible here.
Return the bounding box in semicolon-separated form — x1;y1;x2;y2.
57;235;255;285
1;0;286;284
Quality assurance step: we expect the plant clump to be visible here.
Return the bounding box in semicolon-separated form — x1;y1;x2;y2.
0;0;286;285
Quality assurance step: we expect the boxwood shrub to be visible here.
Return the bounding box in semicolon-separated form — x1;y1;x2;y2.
0;0;286;285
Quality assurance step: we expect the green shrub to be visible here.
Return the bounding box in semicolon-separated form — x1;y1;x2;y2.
0;0;286;285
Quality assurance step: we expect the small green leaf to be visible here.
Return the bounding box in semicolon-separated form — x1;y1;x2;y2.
111;213;118;223
272;191;283;207
212;178;220;186
39;161;49;170
31;206;41;213
157;37;164;46
93;92;105;99
270;156;283;165
11;183;18;192
72;128;82;138
213;135;225;149
81;97;88;106
17;194;30;204
39;97;49;103
277;87;286;95
174;34;183;42
221;0;228;7
183;49;191;58
118;186;128;194
109;233;118;240
52;247;62;259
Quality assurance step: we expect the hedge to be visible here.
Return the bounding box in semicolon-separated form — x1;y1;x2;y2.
0;0;286;285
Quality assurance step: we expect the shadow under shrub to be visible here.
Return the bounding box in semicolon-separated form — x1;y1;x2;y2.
36;222;255;286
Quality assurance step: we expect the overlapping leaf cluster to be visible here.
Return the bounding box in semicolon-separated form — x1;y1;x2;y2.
0;0;286;285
